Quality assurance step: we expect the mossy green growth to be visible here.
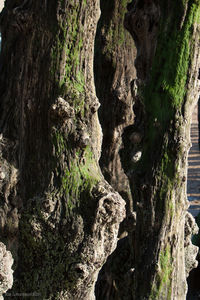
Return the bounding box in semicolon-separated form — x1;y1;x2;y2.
61;146;100;214
141;0;200;157
145;0;200;114
150;246;173;300
51;0;86;115
153;152;175;223
18;137;98;297
52;128;100;214
137;0;200;211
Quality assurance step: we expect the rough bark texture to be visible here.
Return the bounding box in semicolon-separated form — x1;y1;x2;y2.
0;0;200;300
125;1;200;299
0;242;13;299
94;1;138;298
95;0;200;299
0;1;125;299
95;0;136;211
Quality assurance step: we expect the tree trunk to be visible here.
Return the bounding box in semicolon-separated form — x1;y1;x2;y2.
0;1;125;299
95;0;200;299
0;0;200;300
125;1;200;299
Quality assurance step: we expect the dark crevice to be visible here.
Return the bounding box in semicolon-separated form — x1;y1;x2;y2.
187;255;200;299
94;0;137;299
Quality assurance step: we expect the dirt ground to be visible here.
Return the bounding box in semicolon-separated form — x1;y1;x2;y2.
187;105;200;217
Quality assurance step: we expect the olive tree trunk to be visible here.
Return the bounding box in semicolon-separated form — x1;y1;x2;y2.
1;0;200;300
95;0;200;299
0;1;125;299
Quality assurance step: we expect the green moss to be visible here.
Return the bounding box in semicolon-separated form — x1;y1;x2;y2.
139;1;200;166
141;4;199;295
137;0;200;216
145;0;200;116
160;151;174;180
52;128;100;214
52;130;65;155
61;147;100;213
150;246;173;300
17;147;99;297
168;201;174;219
51;0;86;115
49;0;100;214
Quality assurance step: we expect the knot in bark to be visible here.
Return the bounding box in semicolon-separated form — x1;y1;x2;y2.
184;212;199;277
89;96;100;114
50;97;75;123
68;263;89;282
0;242;13;297
77;130;90;148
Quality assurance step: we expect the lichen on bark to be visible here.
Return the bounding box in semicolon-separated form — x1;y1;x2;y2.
125;0;200;299
96;0;200;299
0;0;200;299
0;1;125;299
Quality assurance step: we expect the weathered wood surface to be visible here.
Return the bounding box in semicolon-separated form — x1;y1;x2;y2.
0;1;200;299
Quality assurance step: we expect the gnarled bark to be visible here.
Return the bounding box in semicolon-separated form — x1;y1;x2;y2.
95;0;200;299
0;0;200;299
0;242;13;299
0;1;125;299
